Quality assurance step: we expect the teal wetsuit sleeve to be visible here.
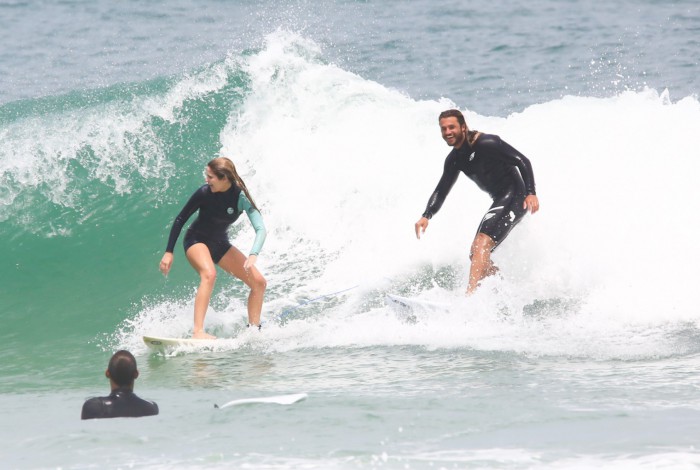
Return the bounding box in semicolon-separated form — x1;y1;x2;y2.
237;192;267;256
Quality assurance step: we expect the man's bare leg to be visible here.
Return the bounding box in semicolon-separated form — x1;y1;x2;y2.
467;233;496;295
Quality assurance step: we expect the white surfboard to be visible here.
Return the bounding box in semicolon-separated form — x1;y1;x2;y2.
215;393;308;409
385;294;450;322
143;335;218;350
385;293;450;311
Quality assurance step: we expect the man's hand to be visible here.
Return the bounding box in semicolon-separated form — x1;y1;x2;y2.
523;195;539;214
415;217;429;239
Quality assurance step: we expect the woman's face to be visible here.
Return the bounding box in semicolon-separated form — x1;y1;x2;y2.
205;167;229;192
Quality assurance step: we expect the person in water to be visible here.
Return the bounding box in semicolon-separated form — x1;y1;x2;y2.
159;157;267;338
81;350;159;419
415;109;539;294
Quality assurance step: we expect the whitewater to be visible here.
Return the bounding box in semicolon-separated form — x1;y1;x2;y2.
2;1;700;468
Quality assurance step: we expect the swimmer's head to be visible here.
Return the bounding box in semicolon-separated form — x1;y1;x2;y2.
107;350;139;387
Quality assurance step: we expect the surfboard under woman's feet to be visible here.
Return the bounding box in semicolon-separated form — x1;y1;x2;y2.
192;331;216;340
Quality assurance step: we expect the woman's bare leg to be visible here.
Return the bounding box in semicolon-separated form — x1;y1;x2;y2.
185;243;218;339
217;246;267;326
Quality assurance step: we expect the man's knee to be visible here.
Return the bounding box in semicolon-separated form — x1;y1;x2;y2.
470;233;495;259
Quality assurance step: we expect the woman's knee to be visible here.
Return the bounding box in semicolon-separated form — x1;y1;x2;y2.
252;273;267;292
246;270;266;292
199;266;217;284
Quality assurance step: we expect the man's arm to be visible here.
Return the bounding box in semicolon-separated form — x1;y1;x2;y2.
416;154;459;239
422;155;460;220
478;135;536;196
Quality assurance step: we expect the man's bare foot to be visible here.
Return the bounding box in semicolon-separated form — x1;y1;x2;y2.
192;331;216;340
485;264;500;277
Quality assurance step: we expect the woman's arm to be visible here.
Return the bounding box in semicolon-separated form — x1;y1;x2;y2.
238;192;267;256
164;186;205;253
159;186;204;275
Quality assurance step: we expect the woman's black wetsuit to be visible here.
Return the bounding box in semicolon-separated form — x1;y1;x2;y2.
165;184;266;263
422;133;536;250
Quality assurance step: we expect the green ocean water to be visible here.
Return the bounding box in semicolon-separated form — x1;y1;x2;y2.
1;69;252;390
3;1;700;468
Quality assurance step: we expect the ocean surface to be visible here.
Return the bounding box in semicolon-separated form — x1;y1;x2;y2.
2;0;700;468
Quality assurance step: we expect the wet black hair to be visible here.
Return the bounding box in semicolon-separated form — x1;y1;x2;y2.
438;109;466;126
107;350;137;387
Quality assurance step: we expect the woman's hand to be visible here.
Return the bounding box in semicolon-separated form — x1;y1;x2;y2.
159;252;174;276
244;254;257;272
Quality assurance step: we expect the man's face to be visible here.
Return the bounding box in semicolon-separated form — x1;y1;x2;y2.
439;117;466;148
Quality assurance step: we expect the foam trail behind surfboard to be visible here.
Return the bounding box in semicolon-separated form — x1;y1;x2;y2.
215;393;308;409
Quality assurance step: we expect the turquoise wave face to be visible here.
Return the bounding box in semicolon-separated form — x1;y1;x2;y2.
4;30;700;387
0;59;252;355
0;63;250;231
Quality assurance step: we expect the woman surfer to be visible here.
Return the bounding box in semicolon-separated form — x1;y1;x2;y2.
159;157;267;339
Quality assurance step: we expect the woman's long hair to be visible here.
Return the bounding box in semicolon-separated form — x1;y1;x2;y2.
207;157;259;212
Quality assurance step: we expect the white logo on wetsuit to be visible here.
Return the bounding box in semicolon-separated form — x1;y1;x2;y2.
509;211;515;221
469;152;475;161
482;206;504;223
227;207;234;214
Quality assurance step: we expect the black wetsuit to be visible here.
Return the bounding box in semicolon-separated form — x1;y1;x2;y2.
165;184;266;263
422;133;536;250
81;388;159;419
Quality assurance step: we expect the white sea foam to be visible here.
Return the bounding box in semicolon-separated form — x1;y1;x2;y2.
211;31;700;359
0;61;240;230
60;30;697;359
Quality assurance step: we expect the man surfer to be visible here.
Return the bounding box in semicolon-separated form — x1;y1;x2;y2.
415;109;539;294
81;350;159;419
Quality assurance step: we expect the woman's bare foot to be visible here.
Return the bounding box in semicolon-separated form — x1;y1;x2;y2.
192;330;217;340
